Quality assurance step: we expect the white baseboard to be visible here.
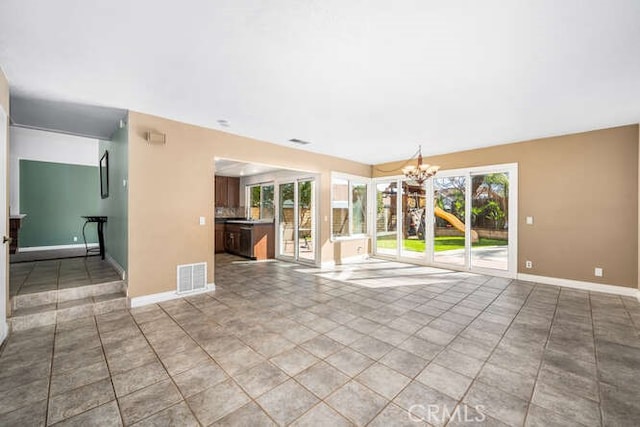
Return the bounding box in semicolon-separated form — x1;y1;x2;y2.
19;243;98;252
517;273;640;299
129;284;216;308
105;254;126;281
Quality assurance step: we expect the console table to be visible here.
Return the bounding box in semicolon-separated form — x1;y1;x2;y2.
82;216;107;259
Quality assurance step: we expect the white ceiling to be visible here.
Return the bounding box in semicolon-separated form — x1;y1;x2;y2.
1;0;639;164
215;159;284;178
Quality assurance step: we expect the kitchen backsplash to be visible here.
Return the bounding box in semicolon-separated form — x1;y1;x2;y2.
215;206;246;218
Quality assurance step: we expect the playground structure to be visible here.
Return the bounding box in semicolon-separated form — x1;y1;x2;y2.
404;206;479;243
434;206;479;243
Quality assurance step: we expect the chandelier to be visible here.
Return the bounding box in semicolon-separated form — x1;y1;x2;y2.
402;145;440;184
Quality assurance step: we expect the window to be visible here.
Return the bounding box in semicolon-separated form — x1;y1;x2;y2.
247;183;274;219
331;176;368;238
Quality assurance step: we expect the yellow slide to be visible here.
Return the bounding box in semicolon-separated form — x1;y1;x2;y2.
435;206;479;242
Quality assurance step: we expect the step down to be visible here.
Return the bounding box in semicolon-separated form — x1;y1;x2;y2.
12;280;126;310
9;281;128;332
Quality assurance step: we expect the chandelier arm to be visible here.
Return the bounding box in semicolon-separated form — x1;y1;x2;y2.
372;148;421;174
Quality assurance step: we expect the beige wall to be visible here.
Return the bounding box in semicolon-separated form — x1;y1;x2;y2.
1;68;10;316
375;125;639;288
127;112;370;298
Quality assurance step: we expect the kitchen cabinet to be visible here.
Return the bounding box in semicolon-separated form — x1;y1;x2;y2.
251;222;275;260
215;176;240;208
215;176;227;207
224;223;241;254
226;177;240;208
215;223;225;253
223;221;275;260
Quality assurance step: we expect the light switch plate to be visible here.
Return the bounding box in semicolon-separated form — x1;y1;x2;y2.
199;216;206;225
595;267;603;277
526;216;534;225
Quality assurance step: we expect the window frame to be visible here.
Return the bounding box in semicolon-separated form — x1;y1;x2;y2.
246;182;275;220
330;173;370;240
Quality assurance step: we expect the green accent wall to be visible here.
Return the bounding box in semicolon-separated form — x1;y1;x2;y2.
19;160;100;247
99;122;128;271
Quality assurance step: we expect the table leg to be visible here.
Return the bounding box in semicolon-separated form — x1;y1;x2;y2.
97;221;105;260
82;219;90;256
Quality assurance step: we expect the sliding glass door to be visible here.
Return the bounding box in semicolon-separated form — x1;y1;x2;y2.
278;179;316;264
373;164;517;277
401;179;426;259
297;180;315;262
375;181;398;256
278;183;295;258
432;175;466;267
470;172;510;271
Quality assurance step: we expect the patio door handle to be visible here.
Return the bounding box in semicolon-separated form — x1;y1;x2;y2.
3;236;12;244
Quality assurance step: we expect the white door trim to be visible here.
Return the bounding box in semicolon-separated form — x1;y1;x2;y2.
0;105;8;344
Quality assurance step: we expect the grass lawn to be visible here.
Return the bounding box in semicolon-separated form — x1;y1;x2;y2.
376;236;507;252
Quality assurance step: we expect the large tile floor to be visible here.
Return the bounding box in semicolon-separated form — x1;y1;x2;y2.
9;256;122;297
1;256;639;426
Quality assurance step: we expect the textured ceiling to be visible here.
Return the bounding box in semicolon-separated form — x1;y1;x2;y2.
1;0;639;163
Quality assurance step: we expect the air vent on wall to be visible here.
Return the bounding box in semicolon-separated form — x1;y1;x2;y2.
289;138;311;145
177;262;207;294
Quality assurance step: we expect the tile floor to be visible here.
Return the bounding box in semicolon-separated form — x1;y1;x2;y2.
1;255;640;426
9;256;122;297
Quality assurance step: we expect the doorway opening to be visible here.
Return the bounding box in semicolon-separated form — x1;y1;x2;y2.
214;159;319;272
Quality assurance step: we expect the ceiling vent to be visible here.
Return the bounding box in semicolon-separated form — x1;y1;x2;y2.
176;262;207;294
289;138;311;145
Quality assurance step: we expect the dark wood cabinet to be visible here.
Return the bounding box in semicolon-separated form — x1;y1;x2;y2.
215;176;227;207
252;223;275;260
224;224;241;254
215;223;225;253
215;176;240;208
227;177;239;208
223;222;274;260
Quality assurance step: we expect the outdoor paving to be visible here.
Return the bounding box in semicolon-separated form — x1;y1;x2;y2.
1;255;639;426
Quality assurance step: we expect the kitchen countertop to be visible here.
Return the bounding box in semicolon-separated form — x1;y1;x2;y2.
224;219;274;225
216;217;239;224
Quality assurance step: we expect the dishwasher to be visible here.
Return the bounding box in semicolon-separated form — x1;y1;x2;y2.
239;226;253;258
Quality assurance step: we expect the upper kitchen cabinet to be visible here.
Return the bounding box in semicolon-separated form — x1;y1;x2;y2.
227;176;239;208
215;175;240;208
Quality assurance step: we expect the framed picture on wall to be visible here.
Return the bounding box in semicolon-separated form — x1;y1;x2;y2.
100;150;109;199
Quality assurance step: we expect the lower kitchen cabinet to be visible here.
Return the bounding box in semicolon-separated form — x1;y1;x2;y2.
224;224;241;255
222;222;274;260
251;223;275;260
215;223;225;253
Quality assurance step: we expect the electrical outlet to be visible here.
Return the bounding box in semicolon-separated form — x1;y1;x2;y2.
73;236;78;242
199;216;206;225
595;267;603;277
526;216;534;225
525;260;533;269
